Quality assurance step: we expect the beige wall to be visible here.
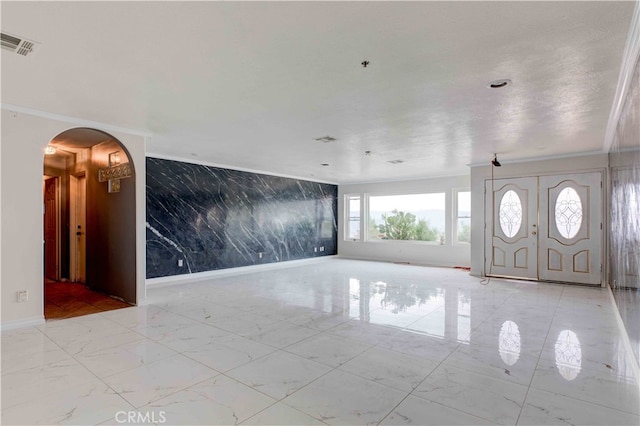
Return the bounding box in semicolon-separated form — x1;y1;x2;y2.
469;153;609;278
0;109;147;328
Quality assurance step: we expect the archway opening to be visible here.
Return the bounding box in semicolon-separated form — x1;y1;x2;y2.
43;128;136;319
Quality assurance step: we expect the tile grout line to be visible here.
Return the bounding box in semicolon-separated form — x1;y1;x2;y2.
514;283;565;425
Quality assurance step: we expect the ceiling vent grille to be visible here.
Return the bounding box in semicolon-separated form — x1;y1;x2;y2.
314;136;338;143
1;32;40;57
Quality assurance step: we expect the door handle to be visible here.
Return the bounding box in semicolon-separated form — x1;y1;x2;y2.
76;232;84;236
531;231;537;235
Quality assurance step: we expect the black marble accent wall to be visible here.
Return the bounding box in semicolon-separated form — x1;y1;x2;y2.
146;158;338;278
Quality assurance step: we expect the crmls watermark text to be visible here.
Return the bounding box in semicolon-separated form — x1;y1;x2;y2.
115;410;167;424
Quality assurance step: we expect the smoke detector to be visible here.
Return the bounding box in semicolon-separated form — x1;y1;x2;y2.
1;32;40;57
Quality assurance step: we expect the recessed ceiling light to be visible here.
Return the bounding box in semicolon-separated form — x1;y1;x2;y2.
487;79;512;89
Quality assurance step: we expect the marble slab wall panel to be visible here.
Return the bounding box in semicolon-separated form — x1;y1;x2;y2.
609;54;640;365
146;158;337;278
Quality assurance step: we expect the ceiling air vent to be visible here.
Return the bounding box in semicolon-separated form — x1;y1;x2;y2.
314;136;338;143
1;32;40;57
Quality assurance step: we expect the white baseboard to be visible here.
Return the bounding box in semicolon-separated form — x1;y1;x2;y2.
146;256;336;289
1;316;45;332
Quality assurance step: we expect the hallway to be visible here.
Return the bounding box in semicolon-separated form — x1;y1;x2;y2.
44;280;130;320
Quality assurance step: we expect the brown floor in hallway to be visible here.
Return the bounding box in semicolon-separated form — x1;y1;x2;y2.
44;280;131;320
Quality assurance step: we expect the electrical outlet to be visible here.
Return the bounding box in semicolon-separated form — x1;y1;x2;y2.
178;259;184;267
314;247;317;252
258;252;263;259
17;290;28;302
320;246;325;252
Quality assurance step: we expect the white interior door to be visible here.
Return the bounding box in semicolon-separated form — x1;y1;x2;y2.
485;172;602;285
539;173;602;285
485;177;538;280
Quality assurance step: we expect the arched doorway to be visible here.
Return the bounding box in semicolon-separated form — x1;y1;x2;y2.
43;128;137;319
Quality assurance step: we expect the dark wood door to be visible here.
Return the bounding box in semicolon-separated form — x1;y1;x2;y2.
44;177;58;280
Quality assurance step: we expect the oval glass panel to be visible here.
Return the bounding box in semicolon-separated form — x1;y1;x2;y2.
499;190;522;238
555;187;582;239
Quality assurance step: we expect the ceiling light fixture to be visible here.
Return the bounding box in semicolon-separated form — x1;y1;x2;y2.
491;153;502;167
487;79;512;89
44;146;56;155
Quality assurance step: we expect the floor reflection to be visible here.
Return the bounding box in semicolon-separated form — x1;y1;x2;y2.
499;320;521;366
346;278;470;343
555;329;582;381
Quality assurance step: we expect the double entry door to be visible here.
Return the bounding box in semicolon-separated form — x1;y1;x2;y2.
485;172;602;285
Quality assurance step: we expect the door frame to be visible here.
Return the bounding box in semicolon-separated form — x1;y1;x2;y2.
69;172;87;283
43;176;61;281
484;169;606;286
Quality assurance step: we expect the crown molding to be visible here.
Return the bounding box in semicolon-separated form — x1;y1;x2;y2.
467;150;606;168
145;152;339;185
1;103;153;138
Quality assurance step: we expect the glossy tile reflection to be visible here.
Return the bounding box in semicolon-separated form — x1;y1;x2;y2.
2;259;639;425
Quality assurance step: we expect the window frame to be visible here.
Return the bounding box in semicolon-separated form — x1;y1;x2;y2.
453;188;471;245
365;191;447;245
344;194;362;241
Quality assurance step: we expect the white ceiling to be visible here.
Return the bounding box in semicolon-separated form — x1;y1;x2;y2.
1;1;635;184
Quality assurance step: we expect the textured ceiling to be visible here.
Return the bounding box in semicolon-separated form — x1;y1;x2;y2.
1;1;635;183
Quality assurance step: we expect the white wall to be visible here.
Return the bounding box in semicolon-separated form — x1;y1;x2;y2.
469;153;609;278
338;175;471;267
0;109;146;328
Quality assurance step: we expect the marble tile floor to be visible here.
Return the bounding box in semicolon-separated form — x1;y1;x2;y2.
2;259;639;425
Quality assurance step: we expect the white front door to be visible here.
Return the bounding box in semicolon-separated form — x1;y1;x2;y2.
485;172;602;285
538;173;602;285
485;177;538;280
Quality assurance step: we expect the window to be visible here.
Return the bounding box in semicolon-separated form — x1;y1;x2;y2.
345;195;361;240
455;191;471;244
368;193;445;243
